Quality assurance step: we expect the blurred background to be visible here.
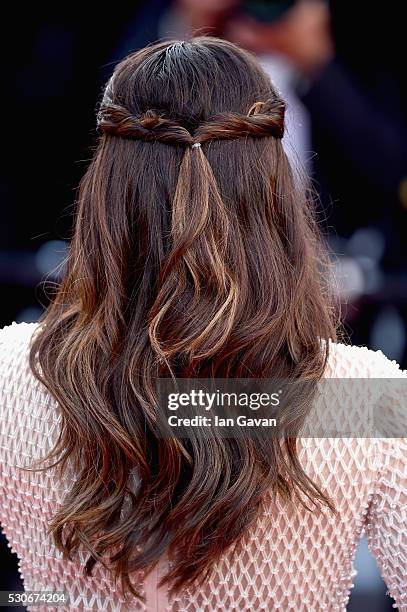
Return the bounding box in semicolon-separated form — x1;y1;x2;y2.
1;1;406;609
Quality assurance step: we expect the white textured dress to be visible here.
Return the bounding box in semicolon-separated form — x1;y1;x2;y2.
0;321;406;611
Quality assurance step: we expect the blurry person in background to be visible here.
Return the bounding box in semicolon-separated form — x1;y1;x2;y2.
161;0;238;34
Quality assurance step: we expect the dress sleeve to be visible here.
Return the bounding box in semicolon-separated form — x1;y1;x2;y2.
364;351;407;611
365;437;407;609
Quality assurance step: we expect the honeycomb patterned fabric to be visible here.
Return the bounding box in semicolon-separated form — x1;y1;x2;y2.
0;321;407;611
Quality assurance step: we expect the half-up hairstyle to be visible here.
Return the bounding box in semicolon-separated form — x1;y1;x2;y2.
29;37;338;600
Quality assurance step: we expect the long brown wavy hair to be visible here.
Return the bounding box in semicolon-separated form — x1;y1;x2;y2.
29;37;338;600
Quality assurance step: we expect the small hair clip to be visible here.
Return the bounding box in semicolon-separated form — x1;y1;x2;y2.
192;142;201;149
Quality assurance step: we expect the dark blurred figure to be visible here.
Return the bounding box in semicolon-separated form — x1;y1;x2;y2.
227;1;407;251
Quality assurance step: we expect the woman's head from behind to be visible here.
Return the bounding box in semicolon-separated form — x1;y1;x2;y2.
30;37;337;599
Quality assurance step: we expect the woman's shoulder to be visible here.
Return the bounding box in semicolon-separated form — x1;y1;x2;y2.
0;320;40;371
0;321;43;396
325;340;406;378
0;319;39;345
